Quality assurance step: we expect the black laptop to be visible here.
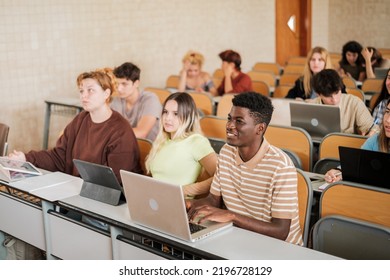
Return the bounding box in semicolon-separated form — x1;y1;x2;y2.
339;146;390;189
73;159;125;205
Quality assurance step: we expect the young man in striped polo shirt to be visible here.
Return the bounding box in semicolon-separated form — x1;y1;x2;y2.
187;92;303;245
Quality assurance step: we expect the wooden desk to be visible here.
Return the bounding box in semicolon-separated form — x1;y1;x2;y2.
43;97;82;149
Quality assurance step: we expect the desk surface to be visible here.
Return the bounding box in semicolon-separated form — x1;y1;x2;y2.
45;96;82;108
59;194;339;260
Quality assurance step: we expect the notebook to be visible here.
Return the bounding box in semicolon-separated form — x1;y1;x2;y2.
120;170;232;242
290;102;341;142
73;159;125;206
339;146;390;189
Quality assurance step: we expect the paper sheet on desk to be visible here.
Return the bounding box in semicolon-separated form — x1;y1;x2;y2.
318;182;329;190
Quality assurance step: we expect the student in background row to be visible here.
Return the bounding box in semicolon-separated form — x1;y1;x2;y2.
111;62;162;141
286;46;334;100
361;47;390;79
312;69;379;136
325;98;390;183
178;51;215;93
338;40;365;82
187;92;303;245
145;92;217;197
371;68;390;125
213;49;252;96
8;68;142;182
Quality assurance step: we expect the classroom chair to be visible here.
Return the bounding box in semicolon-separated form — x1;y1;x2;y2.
144;87;171;104
342;76;357;89
278;73;301;86
313;215;390;259
345;87;365;102
282;64;305;75
188;92;214;116
296;169;313;247
216;94;235;118
252;80;270;96
318;132;367;160
136;137;153;175
265;125;313;171
200;115;227;140
272;85;292;98
247;71;276;87
252;62;281;76
286;56;306;65
361;78;383;95
165;75;180;89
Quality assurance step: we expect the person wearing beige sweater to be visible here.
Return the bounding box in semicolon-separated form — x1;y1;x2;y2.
311;69;379;136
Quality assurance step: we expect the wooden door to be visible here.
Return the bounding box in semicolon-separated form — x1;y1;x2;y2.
276;0;311;66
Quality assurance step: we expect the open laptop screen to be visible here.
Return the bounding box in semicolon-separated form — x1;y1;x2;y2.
290;102;341;141
339;146;390;189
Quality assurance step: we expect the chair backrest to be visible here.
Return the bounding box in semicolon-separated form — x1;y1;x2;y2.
361;78;383;94
345;87;365;102
207;137;226;154
136;137;153;175
251;80;270;96
216;94;235;118
252;62;281;76
278;73;301;86
188;92;214;116
0;123;10;156
283;64;305;75
312;158;340;174
318;132;367;160
144;87;171;104
247;71;276;87
320;182;390;227
281;148;302;169
286;56;306;65
213;77;223;89
165;75;180;89
212;69;224;79
199;115;227;139
313;215;390;260
296;169;313;247
369;92;381;111
342;76;357;88
265;125;313;171
272;85;292;98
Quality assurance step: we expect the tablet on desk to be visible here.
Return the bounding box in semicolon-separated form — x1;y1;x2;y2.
0;157;42;175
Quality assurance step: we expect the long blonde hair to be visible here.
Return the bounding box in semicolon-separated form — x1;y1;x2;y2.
302;46;333;98
145;92;202;173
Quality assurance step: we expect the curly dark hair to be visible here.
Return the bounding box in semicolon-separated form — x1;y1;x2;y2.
340;40;364;66
232;92;274;125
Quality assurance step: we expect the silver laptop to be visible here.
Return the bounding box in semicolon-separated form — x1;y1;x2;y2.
120;170;232;242
289;102;341;142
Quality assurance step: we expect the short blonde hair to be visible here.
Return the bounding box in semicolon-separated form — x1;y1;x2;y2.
182;51;205;68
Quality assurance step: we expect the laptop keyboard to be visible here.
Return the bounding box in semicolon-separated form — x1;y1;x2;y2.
189;222;206;234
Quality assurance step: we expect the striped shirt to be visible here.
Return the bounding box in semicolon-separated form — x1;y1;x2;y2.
210;138;303;245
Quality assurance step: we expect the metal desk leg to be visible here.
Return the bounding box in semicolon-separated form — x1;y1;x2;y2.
42;102;51;150
41;201;56;260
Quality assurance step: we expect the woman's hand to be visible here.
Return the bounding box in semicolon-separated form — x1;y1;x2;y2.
8;150;26;162
324;169;342;183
